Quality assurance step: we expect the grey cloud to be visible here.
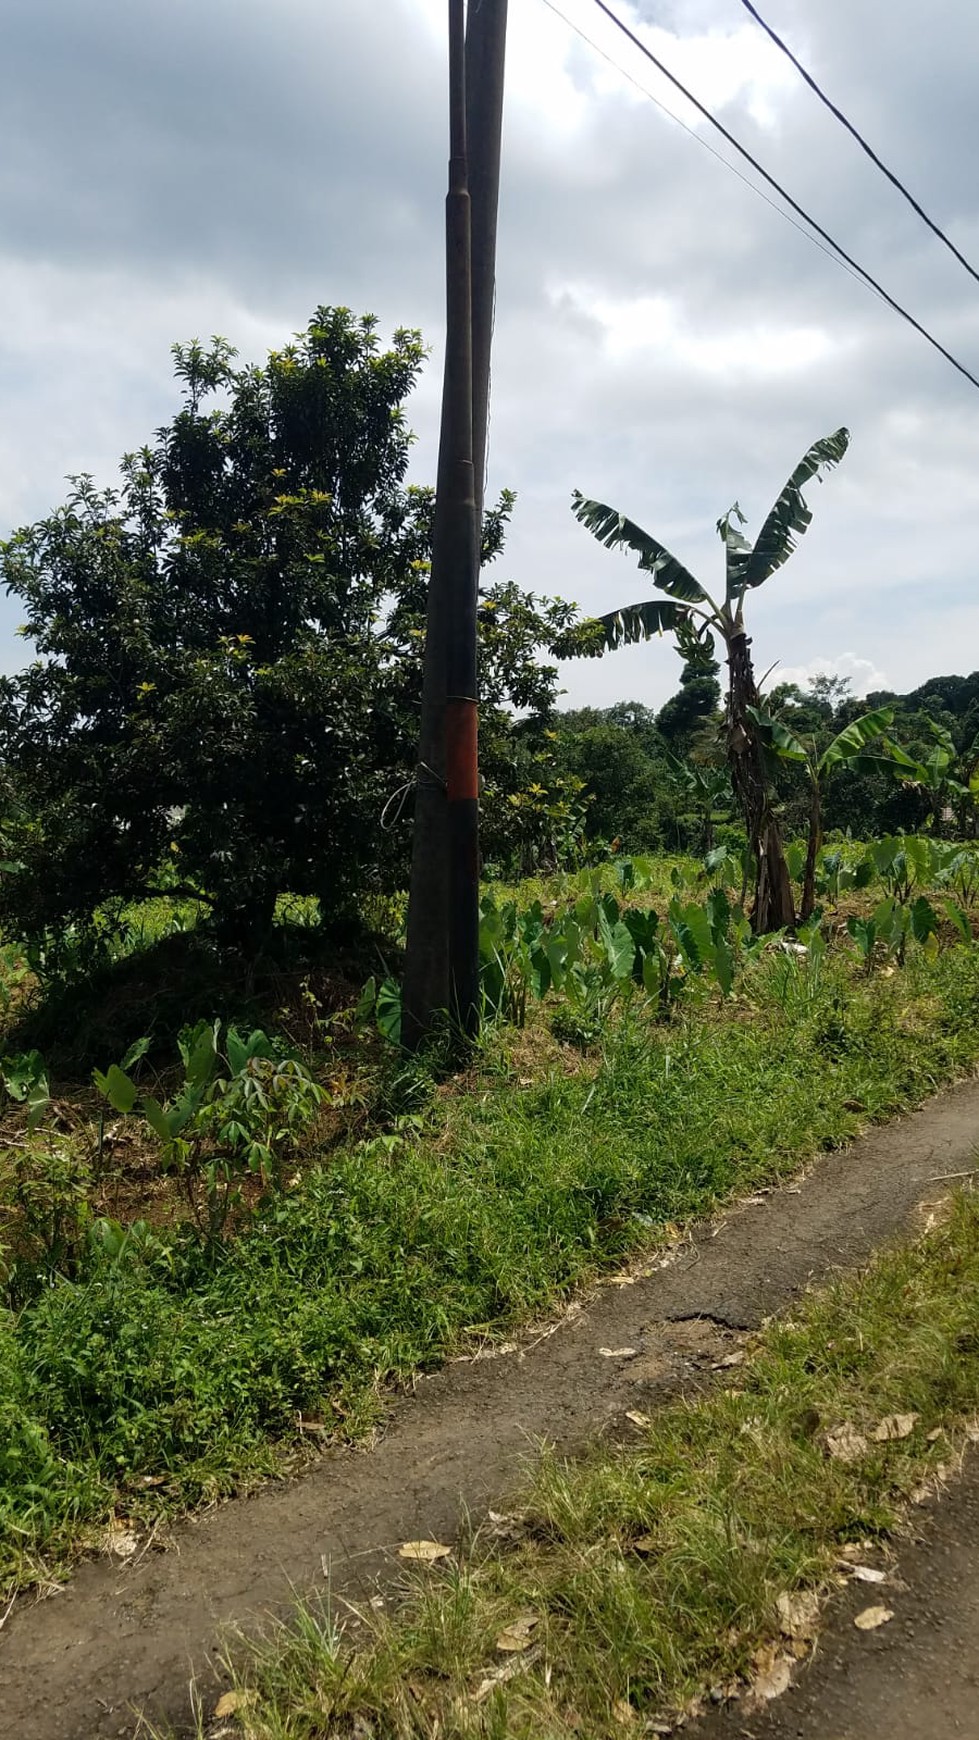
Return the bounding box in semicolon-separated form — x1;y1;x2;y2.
2;0;979;710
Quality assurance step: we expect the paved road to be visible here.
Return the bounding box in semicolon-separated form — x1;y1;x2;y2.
698;1451;979;1740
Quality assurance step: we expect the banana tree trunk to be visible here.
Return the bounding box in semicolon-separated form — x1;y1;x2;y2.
725;630;796;934
801;778;821;922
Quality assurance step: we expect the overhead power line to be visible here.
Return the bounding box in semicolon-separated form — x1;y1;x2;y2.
735;0;979;292
572;0;979;394
538;0;886;306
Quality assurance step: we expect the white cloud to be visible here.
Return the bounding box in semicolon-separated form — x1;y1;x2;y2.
554;283;836;375
774;654;891;699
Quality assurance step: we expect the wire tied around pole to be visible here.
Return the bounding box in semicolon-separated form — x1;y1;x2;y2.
380;763;446;833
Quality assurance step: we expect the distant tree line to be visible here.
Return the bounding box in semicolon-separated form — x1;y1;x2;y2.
544;667;979;862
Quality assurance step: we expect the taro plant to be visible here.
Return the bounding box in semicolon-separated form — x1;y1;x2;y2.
667;888;737;997
847;893;940;972
572;428;850;932
815;845;875;908
357;974;404;1046
931;842;979;909
0;1049;51;1132
552;893;638;1045
868;835;939;906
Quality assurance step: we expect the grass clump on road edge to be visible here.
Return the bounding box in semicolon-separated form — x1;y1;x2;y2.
218;1190;979;1740
3;946;979;1595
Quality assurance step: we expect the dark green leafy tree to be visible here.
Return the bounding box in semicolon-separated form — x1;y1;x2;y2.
1;310;430;947
553;721;661;849
656;653;721;752
0;310;590;953
571;429;850;932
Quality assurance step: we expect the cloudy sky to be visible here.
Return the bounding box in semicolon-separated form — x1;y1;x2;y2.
3;0;979;710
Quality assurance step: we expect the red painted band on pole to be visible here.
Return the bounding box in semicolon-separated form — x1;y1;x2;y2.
445;698;479;801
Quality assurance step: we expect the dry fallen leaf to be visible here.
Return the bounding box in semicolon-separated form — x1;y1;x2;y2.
872;1413;918;1442
214;1690;256;1719
849;1565;888;1584
495;1614;539;1654
625;1409;651;1428
854;1605;894;1631
600;1346;638;1359
911;1462;949;1505
776;1588;820;1640
297;1416;330;1437
612;1698;637;1726
709;1678;742;1704
926;1427;944;1443
824;1423;869;1464
103;1524;138;1560
744;1655;793;1710
398;1540;453;1563
632;1534;658;1556
713;1351;746;1370
474;1645;541;1701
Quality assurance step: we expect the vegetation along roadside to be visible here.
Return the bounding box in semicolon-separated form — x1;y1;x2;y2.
178;1188;979;1740
3;868;979;1599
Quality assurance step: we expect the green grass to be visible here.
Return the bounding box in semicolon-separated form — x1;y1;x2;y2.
3;943;979;1595
492;853;701;912
205;1190;979;1740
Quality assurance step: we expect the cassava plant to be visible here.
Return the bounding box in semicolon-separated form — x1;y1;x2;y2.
571;429;850;932
95;1021;325;1243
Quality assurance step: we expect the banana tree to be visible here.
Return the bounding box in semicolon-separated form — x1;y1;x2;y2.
663;750;732;853
884;720;979;837
572;428;850;933
747;705;894;919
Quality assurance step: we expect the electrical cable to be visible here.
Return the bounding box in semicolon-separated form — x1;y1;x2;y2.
555;0;979;392
537;0;886;306
735;0;979;292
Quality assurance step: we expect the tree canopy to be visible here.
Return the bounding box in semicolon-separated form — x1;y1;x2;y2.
0;308;589;948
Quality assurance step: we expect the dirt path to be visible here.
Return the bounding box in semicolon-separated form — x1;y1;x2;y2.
696;1452;979;1740
5;1075;979;1740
